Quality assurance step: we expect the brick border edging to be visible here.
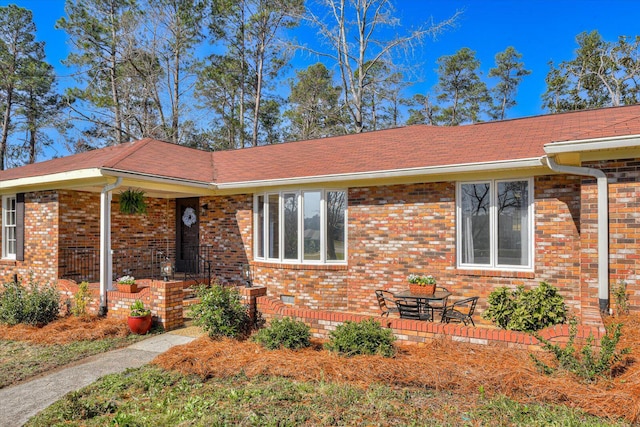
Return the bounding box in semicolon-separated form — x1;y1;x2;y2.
256;296;605;349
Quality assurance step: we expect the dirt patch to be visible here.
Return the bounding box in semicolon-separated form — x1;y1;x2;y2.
0;315;130;345
153;315;639;424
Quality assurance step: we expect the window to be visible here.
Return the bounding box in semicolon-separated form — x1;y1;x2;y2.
457;179;533;270
2;195;17;259
255;190;347;264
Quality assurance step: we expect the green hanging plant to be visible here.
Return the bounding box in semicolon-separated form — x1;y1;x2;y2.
119;188;147;215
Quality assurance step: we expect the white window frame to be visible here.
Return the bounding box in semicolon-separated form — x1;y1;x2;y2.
2;195;17;260
254;189;348;265
456;178;534;271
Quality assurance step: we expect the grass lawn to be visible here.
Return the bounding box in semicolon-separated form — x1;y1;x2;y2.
0;335;149;389
0;316;157;389
26;366;629;426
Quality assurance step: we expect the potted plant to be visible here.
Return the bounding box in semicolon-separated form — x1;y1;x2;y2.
127;300;152;335
407;274;437;295
119;188;147;215
116;275;137;293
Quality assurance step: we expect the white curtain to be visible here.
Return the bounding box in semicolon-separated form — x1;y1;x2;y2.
464;216;474;264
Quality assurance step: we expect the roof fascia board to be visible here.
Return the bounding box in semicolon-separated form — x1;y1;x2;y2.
101;168;213;190
0;168;106;191
214;158;544;190
545;134;640;154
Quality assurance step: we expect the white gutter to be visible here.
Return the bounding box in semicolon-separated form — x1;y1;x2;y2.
542;156;609;314
214;157;544;190
99;178;122;315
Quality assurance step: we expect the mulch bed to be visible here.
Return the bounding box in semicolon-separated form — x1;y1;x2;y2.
0;315;130;345
153;314;640;424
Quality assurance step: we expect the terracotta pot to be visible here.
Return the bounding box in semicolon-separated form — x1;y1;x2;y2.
127;314;152;335
409;283;436;295
117;283;138;293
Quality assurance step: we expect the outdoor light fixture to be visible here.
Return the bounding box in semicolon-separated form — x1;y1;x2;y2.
161;260;174;281
242;263;253;288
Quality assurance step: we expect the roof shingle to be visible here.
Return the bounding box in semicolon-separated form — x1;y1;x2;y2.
1;105;640;185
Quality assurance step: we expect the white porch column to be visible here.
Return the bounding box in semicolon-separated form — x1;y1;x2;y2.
99;178;122;314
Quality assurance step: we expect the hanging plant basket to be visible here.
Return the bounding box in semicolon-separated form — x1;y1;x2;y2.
119;188;147;215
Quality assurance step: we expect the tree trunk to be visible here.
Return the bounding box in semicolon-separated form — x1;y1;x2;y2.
0;90;13;170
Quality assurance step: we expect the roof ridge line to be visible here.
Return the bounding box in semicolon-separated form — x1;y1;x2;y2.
102;139;154;169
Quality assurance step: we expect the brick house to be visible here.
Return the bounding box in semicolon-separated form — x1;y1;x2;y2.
1;105;639;327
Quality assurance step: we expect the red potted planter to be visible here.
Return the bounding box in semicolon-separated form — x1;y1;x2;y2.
127;300;152;334
127;314;152;335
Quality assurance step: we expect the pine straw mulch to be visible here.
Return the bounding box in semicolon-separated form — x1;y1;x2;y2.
0;315;130;345
153;315;640;424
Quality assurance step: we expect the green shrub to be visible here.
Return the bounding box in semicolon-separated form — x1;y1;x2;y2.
0;278;60;326
72;281;92;317
613;280;629;316
191;284;251;339
253;317;311;350
482;282;566;332
325;318;396;357
531;317;631;383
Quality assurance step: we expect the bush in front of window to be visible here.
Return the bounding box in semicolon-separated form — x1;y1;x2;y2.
253;317;311;350
482;282;566;332
325;318;396;357
191;283;251;339
0;277;60;326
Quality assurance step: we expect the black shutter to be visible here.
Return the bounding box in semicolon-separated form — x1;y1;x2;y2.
16;193;24;261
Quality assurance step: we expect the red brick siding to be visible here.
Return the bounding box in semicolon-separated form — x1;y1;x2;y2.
59;190;176;251
534;175;582;314
0;191;59;284
253;262;348;310
58;190;176;281
592;158;640;315
199;195;252;284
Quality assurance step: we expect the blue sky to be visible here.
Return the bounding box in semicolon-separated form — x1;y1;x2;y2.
2;0;640;160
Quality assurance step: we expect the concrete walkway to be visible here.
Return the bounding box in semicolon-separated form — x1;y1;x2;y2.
0;330;199;427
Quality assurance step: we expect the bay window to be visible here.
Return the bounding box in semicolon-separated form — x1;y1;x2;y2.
255;190;347;264
457;179;533;270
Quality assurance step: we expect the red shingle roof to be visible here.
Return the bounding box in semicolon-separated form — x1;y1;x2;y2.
1;105;640;186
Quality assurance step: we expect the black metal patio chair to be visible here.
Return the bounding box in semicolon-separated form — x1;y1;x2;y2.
429;286;450;319
396;300;432;321
375;290;400;317
441;296;479;326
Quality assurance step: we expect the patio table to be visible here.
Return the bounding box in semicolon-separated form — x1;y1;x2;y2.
393;289;452;321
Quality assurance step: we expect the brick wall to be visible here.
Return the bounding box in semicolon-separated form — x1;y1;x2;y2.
246;176;611;326
58;278;185;331
0;191;59;284
594;158;640;315
58;190;176;281
199;194;252;284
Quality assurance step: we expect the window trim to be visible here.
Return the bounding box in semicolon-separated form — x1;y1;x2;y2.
2;195;17;260
254;189;348;265
456;178;534;272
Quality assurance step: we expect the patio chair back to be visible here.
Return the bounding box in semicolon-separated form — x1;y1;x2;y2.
441;296;479;326
375;290;399;317
430;286;450;317
396;300;432;321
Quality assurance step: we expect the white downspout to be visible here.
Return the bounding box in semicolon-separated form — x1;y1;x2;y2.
99;178;122;315
542;156;609;314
